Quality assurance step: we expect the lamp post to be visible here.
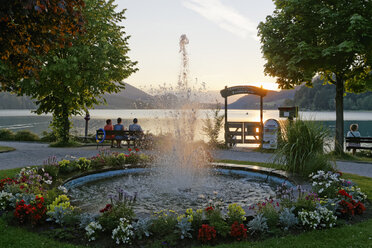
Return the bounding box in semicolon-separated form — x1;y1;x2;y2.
84;112;90;142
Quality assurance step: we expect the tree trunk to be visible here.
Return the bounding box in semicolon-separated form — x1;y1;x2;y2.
334;75;344;154
61;105;70;144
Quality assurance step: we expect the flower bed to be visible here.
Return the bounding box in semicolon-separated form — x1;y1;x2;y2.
0;149;369;247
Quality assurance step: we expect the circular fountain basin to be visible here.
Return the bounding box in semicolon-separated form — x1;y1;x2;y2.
65;164;295;216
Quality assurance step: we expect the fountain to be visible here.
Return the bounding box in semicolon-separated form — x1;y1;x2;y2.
66;35;292;216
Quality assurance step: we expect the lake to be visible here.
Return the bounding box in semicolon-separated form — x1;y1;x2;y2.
0;109;371;138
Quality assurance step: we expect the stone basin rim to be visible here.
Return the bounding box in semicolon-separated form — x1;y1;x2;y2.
62;162;306;189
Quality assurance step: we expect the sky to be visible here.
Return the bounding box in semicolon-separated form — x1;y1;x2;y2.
117;0;278;92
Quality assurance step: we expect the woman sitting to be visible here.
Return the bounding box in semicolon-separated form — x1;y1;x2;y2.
113;117;126;148
104;119;114;148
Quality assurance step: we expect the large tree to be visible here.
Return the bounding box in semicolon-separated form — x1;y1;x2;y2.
20;0;137;143
0;0;85;89
258;0;372;153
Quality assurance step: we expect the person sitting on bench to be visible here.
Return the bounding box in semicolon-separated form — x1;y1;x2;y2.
347;123;361;154
129;118;143;144
114;117;126;148
104;119;114;148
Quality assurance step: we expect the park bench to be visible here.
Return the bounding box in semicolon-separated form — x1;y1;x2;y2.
226;122;261;147
345;137;372;155
96;129;144;149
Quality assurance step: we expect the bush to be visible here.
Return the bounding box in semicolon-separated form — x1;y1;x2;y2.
40;131;57;142
0;129;15;140
98;203;135;233
14;130;40;141
275;119;333;176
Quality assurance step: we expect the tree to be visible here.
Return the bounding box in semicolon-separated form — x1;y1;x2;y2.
258;0;372;153
0;0;85;89
20;0;137;143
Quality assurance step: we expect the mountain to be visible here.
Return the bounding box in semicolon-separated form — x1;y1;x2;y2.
0;83;155;110
228;88;298;109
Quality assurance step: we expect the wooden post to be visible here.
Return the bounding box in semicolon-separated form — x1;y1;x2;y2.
260;95;263;148
224;86;228;147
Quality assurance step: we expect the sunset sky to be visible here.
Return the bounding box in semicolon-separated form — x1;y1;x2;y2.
118;0;278;92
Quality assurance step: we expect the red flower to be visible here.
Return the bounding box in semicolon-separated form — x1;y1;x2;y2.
99;204;113;213
135;148;140;152
230;221;248;241
128;148;132;152
205;206;214;212
198;224;216;243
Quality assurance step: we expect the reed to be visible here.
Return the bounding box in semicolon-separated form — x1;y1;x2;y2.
275;119;334;176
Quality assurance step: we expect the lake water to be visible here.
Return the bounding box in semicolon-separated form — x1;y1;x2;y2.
0;109;371;138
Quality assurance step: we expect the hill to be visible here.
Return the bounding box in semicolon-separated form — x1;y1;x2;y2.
0;83;155;110
228;89;297;109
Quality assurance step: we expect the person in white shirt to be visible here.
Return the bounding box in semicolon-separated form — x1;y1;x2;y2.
346;123;361;154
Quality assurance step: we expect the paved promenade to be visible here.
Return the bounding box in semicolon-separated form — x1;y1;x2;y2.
1;141;372;178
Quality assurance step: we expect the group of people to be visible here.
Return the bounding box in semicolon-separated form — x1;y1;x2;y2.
104;118;143;148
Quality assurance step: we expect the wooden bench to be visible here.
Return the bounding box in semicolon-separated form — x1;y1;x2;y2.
226;122;261;147
96;129;144;149
345;137;372;155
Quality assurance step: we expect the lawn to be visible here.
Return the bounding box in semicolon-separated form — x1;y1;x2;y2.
0;161;371;248
0;146;15;153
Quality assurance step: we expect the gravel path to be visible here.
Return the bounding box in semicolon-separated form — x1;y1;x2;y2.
1;141;372;178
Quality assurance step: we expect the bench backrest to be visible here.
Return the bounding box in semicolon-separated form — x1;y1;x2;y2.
345;137;372;143
96;130;143;136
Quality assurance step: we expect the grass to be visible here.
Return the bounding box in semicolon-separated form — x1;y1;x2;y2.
0;218;84;248
0;146;15;153
0;161;371;248
216;159;283;170
328;151;372;163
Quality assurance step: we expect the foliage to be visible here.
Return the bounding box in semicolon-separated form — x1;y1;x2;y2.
258;0;372;152
204;206;229;237
150;209;178;237
279;207;299;231
337;189;366;218
0;129;15;140
175;216;193;239
132;217;152;240
19;0;137;143
275;119;333;176
111;217;134;245
230;221;248;241
298;206;337;230
253;199;280;228
227;203;246;225
310;171;343;198
98;203;135;233
202;102;225;147
198;224;217;244
0;0;85;87
14;196;47;225
295;78;372;110
247;213;268;235
0;190;13;210
85;221;102;242
48;195;74;211
13;130;40;141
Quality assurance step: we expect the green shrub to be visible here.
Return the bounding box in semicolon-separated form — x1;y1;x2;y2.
14;130;40;141
40;131;57;142
205;207;229;237
0;129;15;140
150;210;178;237
98;203;135;233
275;119;333;176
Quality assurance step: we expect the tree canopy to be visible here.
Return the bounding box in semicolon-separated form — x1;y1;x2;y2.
0;0;85;90
20;0;137;143
258;0;372;152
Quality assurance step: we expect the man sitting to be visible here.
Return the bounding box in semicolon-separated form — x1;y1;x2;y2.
129;118;143;132
129;118;143;146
